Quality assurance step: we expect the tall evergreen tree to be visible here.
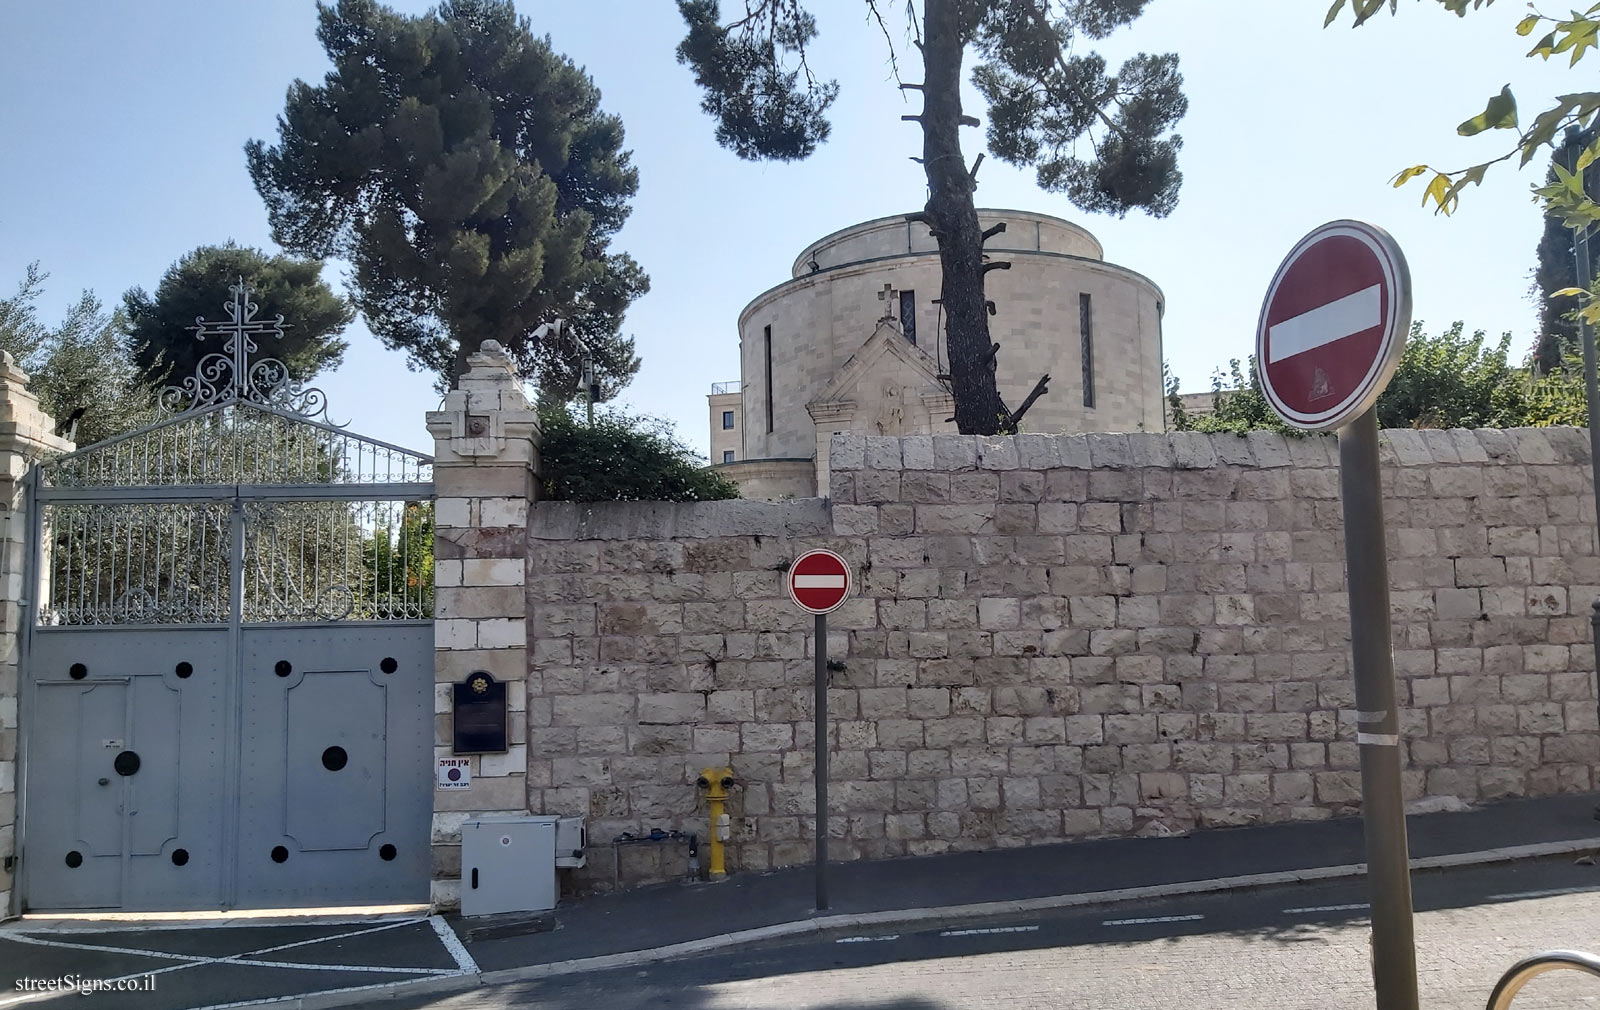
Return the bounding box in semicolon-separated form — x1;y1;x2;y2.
246;0;647;395
1532;125;1600;374
675;0;1187;434
122;243;353;387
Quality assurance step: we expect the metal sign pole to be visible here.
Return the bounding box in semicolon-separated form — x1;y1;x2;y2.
814;612;829;910
1340;407;1419;1010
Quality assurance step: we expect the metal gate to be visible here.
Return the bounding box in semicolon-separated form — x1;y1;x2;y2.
15;284;435;912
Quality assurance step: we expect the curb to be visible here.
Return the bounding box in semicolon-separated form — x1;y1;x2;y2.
268;836;1600;1008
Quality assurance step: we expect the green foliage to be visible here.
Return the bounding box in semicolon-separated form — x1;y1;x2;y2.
367;501;435;619
1375;321;1528;428
1533;125;1600;372
122;243;352;387
0;264;153;447
1524;351;1592;426
676;0;1187;218
537;407;741;503
1176;322;1530;434
1332;0;1600;227
1183;358;1290;434
247;0;647;394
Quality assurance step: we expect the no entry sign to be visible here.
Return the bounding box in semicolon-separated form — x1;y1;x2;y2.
1256;220;1412;431
787;549;853;614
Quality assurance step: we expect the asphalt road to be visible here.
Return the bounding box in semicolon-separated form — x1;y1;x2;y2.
379;856;1600;1010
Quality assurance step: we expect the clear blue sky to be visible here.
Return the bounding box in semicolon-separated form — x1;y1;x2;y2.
0;1;1579;454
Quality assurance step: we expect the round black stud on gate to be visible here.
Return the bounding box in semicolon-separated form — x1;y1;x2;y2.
171;848;189;867
321;746;348;772
65;851;82;868
380;657;397;674
270;846;289;863
274;660;292;678
175;662;193;679
379;844;397;861
113;751;141;776
69;663;87;680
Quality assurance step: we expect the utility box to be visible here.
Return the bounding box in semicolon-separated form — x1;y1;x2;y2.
460;815;557;917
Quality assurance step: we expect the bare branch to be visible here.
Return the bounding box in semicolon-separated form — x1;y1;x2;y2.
968;152;985;182
909;156;926;164
864;0;903;85
981;222;1007;242
898;82;925;91
959;115;979;127
1003;374;1052;431
901;114;924;122
982;260;1012;274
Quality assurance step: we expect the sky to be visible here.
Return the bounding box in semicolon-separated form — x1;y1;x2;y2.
0;1;1584;456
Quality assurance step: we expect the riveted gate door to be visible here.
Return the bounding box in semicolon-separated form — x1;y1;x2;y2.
17;283;436;913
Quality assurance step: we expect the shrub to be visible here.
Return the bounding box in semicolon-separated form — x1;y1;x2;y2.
537;407;740;502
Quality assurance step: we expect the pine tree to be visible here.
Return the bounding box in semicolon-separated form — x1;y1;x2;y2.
247;0;647;395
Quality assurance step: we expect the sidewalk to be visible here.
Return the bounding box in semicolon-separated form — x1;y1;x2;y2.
458;791;1600;974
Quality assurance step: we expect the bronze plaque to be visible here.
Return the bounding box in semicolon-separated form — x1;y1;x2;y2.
452;671;507;754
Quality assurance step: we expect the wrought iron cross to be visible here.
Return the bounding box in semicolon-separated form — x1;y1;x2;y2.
159;279;335;423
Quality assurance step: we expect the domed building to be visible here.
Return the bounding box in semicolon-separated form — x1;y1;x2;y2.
707;209;1168;498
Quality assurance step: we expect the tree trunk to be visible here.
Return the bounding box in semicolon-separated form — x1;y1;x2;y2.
920;0;1005;435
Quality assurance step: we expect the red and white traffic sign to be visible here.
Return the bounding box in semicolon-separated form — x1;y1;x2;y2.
787;549;853;615
1256;220;1412;431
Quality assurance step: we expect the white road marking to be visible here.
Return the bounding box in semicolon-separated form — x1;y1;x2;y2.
1487;886;1600;901
0;918;459;1008
430;914;481;973
793;574;846;588
939;925;1039;937
835;934;900;943
1268;284;1382;362
1102;914;1204;927
1283;903;1370;914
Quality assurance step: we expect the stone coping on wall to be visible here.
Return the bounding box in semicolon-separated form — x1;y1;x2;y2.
824;428;1592;474
531;498;831;540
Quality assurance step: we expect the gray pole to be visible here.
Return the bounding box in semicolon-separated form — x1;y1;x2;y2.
1565;137;1600;778
1340;407;1418;1010
814;612;829;910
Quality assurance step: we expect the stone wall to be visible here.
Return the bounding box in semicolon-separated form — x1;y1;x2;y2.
526;428;1600;888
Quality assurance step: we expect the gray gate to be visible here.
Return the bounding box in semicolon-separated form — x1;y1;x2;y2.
16;284;435;912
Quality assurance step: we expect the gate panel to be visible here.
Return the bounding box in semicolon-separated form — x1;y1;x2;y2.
20;288;436;913
234;624;432;908
23;629;229;910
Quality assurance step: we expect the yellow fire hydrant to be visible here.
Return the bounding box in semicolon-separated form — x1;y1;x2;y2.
696;766;735;879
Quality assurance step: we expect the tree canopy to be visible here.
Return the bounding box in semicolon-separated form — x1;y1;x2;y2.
122;243;353;387
247;0;647;396
1531;125;1599;372
0;265;153;447
675;0;1187;435
1172;322;1538;434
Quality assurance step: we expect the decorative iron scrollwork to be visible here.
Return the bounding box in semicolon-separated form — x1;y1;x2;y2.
159;279;337;424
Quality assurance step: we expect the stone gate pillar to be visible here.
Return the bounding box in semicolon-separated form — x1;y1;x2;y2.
424;340;539;910
0;353;72;917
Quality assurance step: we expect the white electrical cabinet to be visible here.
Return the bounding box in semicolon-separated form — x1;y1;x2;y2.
460;814;558;917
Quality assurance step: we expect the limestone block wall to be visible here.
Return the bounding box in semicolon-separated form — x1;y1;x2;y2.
527;428;1600;889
